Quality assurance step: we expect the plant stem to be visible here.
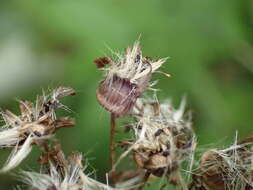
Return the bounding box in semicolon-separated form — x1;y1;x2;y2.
110;113;116;169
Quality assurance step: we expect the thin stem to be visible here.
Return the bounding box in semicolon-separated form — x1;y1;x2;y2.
110;113;116;170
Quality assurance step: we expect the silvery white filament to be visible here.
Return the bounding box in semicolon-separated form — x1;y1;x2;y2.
21;171;54;190
49;163;61;188
61;166;81;189
80;173;115;190
0;127;19;147
104;41;167;85
22;160;83;190
0;135;33;173
115;173;146;190
0;135;52;173
172;96;186;122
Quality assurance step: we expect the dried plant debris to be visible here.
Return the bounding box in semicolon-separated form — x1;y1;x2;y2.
116;97;196;187
95;41;169;117
109;170;147;189
22;144;146;190
21;145;116;190
191;135;253;190
0;86;75;172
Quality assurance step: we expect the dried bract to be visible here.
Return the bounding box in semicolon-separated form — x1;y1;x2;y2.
0;87;75;172
95;41;168;117
191;135;253;190
118;98;196;185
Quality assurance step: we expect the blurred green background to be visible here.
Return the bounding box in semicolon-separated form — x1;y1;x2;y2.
0;0;253;189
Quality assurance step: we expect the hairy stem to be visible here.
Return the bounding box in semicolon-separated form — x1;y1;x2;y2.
110;113;116;169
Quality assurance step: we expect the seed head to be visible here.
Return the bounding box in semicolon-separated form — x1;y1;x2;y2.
0;86;75;172
95;41;168;117
192;135;253;190
118;97;196;183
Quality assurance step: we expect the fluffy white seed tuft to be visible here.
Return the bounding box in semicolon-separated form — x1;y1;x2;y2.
0;135;33;173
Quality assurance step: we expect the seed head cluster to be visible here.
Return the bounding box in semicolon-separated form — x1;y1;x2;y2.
0;41;251;190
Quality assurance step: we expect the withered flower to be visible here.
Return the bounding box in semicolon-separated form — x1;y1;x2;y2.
95;41;168;117
0;87;75;172
21;145;116;190
191;135;253;190
117;98;196;186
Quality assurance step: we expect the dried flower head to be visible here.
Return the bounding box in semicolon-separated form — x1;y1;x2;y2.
0;87;75;172
21;145;115;190
95;41;168;117
191;135;253;190
117;97;196;185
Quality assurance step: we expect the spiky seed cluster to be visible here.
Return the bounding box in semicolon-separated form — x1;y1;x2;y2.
120;98;195;182
95;41;168;117
192;136;253;190
0;87;75;172
21;145;115;190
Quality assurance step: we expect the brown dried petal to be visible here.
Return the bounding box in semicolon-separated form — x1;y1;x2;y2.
55;117;75;130
38;144;66;167
238;135;253;145
94;56;112;68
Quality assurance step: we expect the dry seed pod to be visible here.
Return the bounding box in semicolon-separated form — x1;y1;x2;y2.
0;87;75;172
95;41;168;117
119;98;196;182
192;135;253;190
